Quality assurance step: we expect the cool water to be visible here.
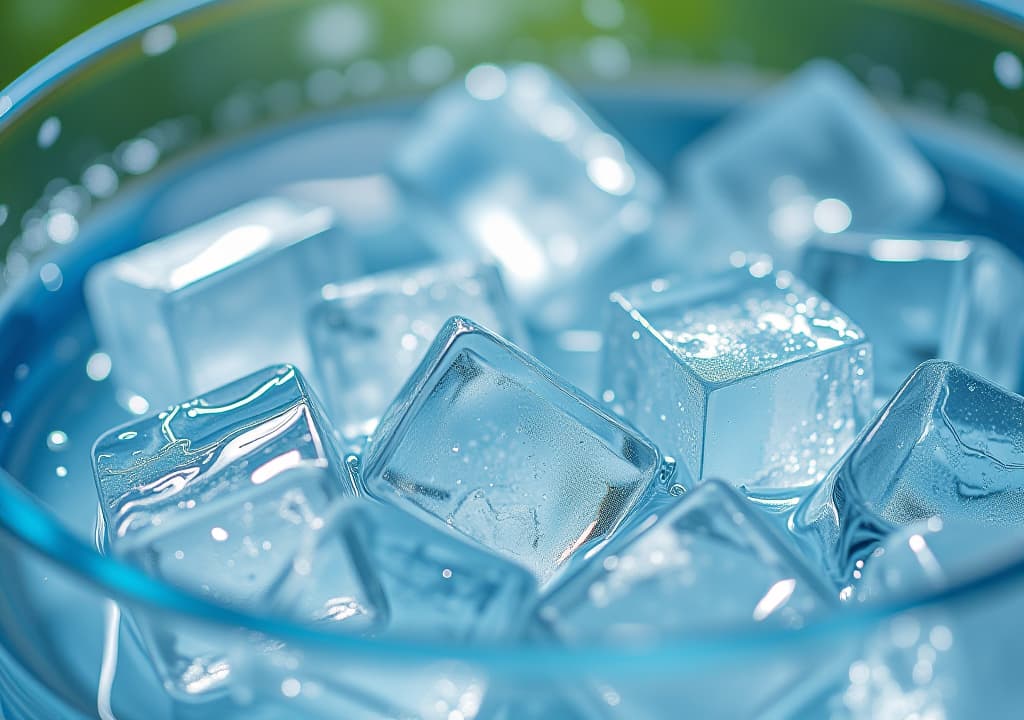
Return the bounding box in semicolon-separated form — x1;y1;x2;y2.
2;83;1024;715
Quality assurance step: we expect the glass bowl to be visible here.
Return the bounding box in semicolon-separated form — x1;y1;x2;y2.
2;0;1024;717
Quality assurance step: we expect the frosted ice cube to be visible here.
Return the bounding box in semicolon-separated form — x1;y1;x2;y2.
794;360;1024;586
271;498;537;642
86;198;357;409
308;261;523;438
601;266;873;493
92;365;354;699
678;60;942;269
393;63;664;321
802;233;1024;398
535;480;836;719
362;317;666;586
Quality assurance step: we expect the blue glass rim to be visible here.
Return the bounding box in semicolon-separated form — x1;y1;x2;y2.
0;0;1023;671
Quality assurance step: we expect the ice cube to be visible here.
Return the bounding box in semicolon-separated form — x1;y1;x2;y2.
793;360;1024;587
535;480;836;718
802;233;1024;398
601;266;873;493
392;63;664;321
678;60;942;270
308;261;524;439
86;197;357;409
271;498;537;642
244;649;491;720
857;518;1024;603
843;520;1024;720
92;365;354;699
361;317;666;586
538;480;831;640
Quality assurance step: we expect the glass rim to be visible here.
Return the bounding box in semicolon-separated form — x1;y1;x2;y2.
1;0;1024;668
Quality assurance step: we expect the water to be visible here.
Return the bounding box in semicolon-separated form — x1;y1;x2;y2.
2;79;1024;717
602;266;873;492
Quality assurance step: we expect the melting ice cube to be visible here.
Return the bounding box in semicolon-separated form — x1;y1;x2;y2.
794;360;1024;586
361;316;667;586
92;365;352;698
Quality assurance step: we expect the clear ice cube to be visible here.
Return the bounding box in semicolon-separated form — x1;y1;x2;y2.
601;265;873;493
247;649;491;720
678;60;942;269
92;365;353;698
85;197;357;409
794;360;1024;586
271;498;537;642
857;518;1024;603
392;63;664;322
535;480;836;718
802;233;1024;398
846;519;1024;720
539;479;831;640
361;316;666;586
308;261;524;438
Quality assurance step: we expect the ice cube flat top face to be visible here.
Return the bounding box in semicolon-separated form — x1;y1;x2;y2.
539;481;831;644
363;317;663;586
618;268;867;385
393;63;663;307
99;198;334;292
681;61;941;260
94;365;348;552
847;361;1024;527
309;262;520;438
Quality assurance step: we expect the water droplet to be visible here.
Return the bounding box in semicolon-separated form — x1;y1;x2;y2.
37;117;62;149
47;430;68;450
86;352;112;381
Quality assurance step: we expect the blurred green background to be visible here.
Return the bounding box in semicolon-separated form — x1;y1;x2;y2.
1;0;140;86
